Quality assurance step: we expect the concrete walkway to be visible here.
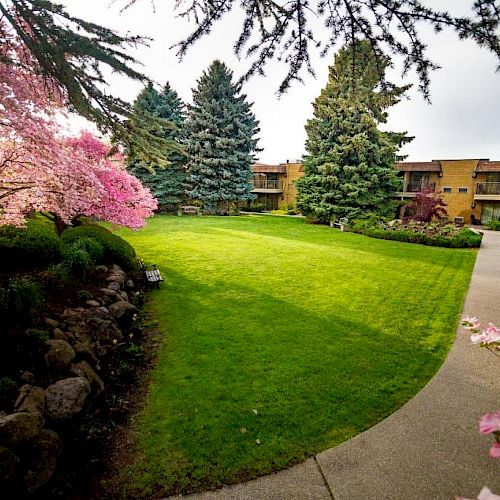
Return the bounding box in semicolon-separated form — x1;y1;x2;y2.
187;231;500;500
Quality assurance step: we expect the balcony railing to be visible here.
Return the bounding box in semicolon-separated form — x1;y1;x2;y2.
404;182;436;193
476;182;500;195
252;179;282;190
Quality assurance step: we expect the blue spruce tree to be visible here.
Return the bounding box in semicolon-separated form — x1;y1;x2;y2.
127;82;187;213
296;41;412;223
185;60;260;214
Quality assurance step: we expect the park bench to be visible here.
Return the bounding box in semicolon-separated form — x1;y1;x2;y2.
180;205;201;216
139;260;163;288
330;217;349;232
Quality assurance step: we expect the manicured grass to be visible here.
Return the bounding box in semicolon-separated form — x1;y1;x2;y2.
115;215;475;496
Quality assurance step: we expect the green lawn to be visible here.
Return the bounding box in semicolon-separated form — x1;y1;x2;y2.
114;215;475;496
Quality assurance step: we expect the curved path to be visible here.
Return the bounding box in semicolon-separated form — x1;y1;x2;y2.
187;231;500;500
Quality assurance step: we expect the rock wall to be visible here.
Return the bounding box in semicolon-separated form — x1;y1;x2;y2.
0;264;142;496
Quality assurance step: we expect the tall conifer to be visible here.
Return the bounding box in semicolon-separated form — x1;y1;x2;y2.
127;82;187;212
185;60;260;214
296;41;412;223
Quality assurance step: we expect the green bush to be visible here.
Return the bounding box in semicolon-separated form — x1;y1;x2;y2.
63;247;94;281
0;277;43;319
61;224;137;270
39;263;71;291
0;219;62;270
359;227;482;248
486;219;500;231
241;203;266;213
70;237;105;262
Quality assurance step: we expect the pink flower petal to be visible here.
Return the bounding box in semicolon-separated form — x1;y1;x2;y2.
479;412;500;434
489;442;500;459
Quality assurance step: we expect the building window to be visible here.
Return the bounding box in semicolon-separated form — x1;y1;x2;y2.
443;187;452;193
458;187;468;193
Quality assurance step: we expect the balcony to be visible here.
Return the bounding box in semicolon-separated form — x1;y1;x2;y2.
475;182;500;201
251;179;283;193
396;182;436;198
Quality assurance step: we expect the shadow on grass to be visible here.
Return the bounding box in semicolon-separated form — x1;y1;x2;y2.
129;266;453;496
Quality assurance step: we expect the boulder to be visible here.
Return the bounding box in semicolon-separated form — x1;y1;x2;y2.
20;371;35;385
73;342;98;366
70;361;104;395
23;429;61;495
108;265;127;286
45;339;75;371
126;279;135;290
0;413;43;447
107;281;121;292
108;301;138;328
86;300;100;307
60;307;123;344
95;265;108;273
14;386;45;415
119;291;129;301
0;445;20;482
86;309;123;343
44;318;59;329
52;328;67;341
45;378;91;423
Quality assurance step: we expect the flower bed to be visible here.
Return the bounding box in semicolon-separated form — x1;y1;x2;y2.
352;220;482;248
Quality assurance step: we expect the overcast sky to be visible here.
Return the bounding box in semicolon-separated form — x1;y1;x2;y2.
63;0;500;164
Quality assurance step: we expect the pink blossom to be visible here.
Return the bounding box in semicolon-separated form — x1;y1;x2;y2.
463;316;481;330
479;412;500;434
471;332;490;344
0;25;157;229
490;442;500;459
484;325;500;344
457;487;500;500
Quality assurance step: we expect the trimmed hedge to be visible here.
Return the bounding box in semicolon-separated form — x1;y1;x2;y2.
61;224;137;270
357;227;482;248
0;220;63;270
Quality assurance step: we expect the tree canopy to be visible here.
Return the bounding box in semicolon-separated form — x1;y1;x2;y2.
185;60;260;214
127;82;188;212
0;0;177;163
296;40;411;222
123;0;500;97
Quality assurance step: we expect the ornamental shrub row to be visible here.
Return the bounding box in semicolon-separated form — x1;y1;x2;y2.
356;227;482;248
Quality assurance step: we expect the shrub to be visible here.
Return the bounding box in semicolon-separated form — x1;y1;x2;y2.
25;328;50;344
63;247;94;281
0;277;43;320
241;203;266;213
0;219;63;270
486;219;500;231
61;224;137;270
71;237;105;263
39;263;71;291
359;227;482;248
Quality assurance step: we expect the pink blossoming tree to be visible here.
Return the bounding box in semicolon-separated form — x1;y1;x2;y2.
0;24;157;230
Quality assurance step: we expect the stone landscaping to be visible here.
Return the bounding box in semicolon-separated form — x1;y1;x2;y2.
0;263;145;497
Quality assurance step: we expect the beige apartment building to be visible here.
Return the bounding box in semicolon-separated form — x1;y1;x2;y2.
252;159;500;224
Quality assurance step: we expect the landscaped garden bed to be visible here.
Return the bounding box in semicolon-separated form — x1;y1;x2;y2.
351;219;482;248
106;215;477;497
0;219;154;497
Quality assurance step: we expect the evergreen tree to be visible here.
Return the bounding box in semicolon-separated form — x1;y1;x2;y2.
127;82;187;212
185;60;260;214
296;41;412;223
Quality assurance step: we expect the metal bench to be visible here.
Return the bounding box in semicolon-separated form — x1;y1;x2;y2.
181;205;201;216
139;260;163;288
331;217;349;231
